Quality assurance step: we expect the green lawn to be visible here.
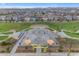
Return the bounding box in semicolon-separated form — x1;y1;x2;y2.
47;22;79;38
0;22;31;32
65;31;79;38
0;22;79;32
2;32;13;34
0;22;79;40
0;36;8;40
47;22;79;32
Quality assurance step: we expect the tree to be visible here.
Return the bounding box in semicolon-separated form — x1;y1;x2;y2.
58;44;64;52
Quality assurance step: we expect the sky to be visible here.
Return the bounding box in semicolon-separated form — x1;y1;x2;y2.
0;3;79;8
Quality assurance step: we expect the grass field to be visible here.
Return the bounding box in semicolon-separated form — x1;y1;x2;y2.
47;22;79;32
0;22;31;32
65;31;79;38
0;22;79;32
47;22;79;38
0;21;79;40
0;36;8;40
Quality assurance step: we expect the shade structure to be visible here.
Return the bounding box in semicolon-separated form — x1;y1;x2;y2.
47;39;55;46
24;39;32;46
